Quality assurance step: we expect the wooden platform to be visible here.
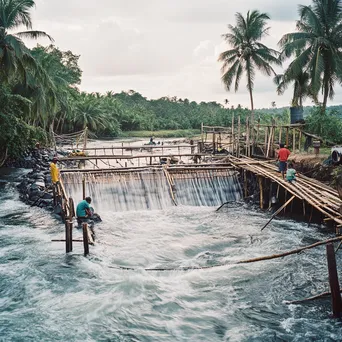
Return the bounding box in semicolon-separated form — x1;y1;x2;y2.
227;155;342;227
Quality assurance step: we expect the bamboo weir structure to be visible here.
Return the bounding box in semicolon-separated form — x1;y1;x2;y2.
52;123;342;317
56;122;341;233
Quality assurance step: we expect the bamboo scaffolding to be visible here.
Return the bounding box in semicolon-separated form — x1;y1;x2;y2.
59;153;208;162
227;155;342;227
163;166;177;206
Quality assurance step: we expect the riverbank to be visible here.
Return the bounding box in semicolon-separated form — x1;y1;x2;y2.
119;129;200;138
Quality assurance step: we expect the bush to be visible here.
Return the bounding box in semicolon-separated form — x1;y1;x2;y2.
0;112;48;158
306;107;342;144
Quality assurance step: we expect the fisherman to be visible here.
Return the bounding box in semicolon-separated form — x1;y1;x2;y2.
76;197;95;230
277;143;291;179
50;157;60;185
149;136;156;145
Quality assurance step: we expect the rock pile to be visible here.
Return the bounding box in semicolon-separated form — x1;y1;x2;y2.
15;148;60;214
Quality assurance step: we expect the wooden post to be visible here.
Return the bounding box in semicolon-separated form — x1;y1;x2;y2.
149;156;152;165
122;143;124;155
237;116;241;157
246;117;250;157
244;170;248;198
65;220;71;253
293;128;296;152
212;131;216;153
231;113;235;154
82;177;86;200
256;117;260;152
69;221;73;252
326;243;342;317
286;128;289;148
299;130;302;152
68;197;75;221
278;127;282;145
83;223;90;256
258;176;264;209
271;121;275;157
266;126;273;158
264;127;268;158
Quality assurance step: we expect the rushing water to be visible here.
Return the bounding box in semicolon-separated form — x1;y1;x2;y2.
1;169;342;341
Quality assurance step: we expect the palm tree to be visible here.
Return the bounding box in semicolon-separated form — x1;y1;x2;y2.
218;10;281;125
0;0;53;84
274;69;310;107
279;0;342;112
72;93;110;132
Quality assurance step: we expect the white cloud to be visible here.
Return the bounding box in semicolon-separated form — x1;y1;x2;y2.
26;0;342;108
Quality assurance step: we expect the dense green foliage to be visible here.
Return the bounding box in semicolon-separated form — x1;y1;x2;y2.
306;107;342;143
1;0;342;162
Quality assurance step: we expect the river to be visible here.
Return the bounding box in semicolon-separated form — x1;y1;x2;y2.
1;167;342;341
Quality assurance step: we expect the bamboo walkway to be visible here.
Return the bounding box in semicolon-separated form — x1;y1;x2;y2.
226;155;342;227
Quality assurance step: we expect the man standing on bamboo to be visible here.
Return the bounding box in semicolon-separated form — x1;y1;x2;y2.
277;144;291;179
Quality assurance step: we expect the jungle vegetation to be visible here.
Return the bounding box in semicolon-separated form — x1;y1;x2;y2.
1;0;342;161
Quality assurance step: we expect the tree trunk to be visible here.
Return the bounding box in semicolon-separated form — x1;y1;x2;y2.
322;80;329;114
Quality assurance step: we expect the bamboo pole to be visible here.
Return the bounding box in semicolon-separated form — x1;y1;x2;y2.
201;122;204;145
266;126;273;158
163;167;178;206
238;236;342;264
82;223;89;256
256;117;260;151
237;116;241;158
278;127;282;145
285;290;342;304
246;117;250;157
231;113;235;154
244;170;248;198
259;176;264;209
293;128;296;152
286;127;289;147
326;243;342;317
82;177;86;200
65;220;72;253
264;127;268;158
261;196;296;231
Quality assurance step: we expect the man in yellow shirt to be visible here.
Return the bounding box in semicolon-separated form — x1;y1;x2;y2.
50;157;60;184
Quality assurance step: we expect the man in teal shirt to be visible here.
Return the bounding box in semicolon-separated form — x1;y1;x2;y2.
76;197;95;231
76;197;92;218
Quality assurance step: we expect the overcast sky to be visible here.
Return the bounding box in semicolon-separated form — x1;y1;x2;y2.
29;0;342;108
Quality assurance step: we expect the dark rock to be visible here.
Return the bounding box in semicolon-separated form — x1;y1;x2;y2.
42;192;53;200
34;181;45;188
40;199;53;207
34;172;45;179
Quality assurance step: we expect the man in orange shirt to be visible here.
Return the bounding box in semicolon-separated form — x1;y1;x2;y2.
277;143;291;179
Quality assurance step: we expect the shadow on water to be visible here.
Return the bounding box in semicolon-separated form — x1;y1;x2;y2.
1;169;342;341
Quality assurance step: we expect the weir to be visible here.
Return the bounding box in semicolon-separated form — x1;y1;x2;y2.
62;169;242;211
